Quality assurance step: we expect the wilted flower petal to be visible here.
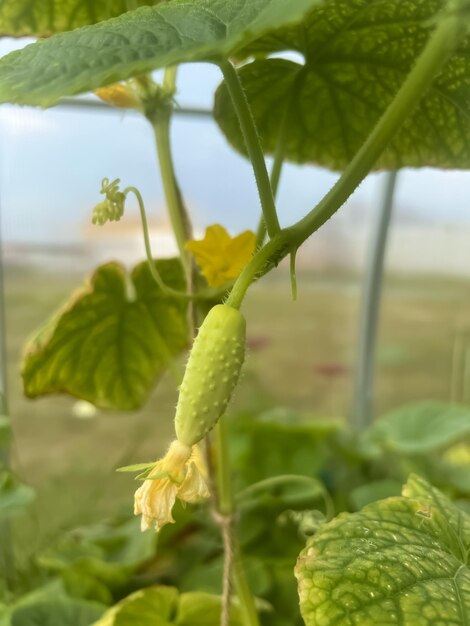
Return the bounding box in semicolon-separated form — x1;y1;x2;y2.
133;440;209;532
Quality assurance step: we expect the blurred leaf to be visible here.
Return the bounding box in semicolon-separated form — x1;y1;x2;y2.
22;260;188;411
0;0;160;37
37;517;157;603
93;586;177;626
365;401;470;454
0;417;10;448
237;474;329;515
185;225;256;287
296;474;470;625
180;556;271;599
0;605;10;626
349;479;402;510
11;598;105;626
92;586;243;626
215;0;470;171
0;0;322;108
0;470;35;520
176;592;243;625
85;517;156;567
229;408;341;487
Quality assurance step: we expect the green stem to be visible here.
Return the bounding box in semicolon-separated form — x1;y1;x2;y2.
226;231;290;309
219;60;281;240
149;69;192;274
124;186;226;303
255;76;295;249
255;148;285;249
215;418;260;626
351;171;398;432
124;186;183;295
215;418;233;517
227;6;466;309
232;553;260;626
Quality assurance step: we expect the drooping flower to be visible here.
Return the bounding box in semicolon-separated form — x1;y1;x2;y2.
133;440;209;532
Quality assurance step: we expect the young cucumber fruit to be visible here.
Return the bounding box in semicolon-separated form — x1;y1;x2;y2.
175;304;246;447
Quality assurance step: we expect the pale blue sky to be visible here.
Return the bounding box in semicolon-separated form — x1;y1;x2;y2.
0;38;469;244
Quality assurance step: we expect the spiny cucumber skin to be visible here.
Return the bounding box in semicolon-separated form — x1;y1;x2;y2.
175;304;246;447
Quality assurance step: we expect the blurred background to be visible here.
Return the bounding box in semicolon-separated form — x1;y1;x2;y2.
1;36;470;573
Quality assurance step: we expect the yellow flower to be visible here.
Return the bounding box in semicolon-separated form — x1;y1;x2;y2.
95;83;141;110
185;224;256;287
134;440;209;532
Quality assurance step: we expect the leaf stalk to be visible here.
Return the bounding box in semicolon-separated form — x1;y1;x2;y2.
219;60;281;240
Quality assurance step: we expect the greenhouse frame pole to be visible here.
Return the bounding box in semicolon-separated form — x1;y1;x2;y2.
351;171;399;432
0;204;14;587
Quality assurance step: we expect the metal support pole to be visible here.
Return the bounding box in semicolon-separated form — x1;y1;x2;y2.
0;201;14;588
351;171;399;432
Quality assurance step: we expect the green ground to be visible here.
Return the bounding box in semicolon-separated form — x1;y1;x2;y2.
4;263;470;567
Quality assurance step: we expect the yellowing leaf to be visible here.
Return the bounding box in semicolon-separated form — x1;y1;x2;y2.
186;225;256;287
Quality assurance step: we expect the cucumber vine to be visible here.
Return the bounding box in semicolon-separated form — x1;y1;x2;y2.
0;0;469;625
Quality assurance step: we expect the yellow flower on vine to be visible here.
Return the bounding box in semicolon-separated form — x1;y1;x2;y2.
133;440;209;532
186;224;256;287
95;83;141;110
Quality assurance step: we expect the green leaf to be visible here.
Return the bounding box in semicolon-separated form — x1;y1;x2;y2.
75;517;156;566
229;408;341;487
349;479;402;510
296;474;470;625
11;599;105;626
0;0;322;108
237;474;328;514
22;259;188;411
365;401;470;454
115;463;156;474
0;416;10;448
215;0;470;171
93;586;178;625
92;586;245;626
0;1;160;38
176;592;243;625
0;470;35;520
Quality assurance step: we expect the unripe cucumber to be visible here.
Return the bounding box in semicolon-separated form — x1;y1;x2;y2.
175;304;246;447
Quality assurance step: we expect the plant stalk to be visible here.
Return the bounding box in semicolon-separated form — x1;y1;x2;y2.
219;60;281;240
215;417;260;626
255;143;286;249
227;6;466;309
351;171;399;432
149;68;192;273
255;69;299;249
147;67;200;334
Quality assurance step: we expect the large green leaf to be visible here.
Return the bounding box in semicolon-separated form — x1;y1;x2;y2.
295;474;470;625
177;592;243;625
22;259;188;411
93;586;177;625
0;0;321;108
365;401;470;454
11;599;105;626
0;416;10;448
92;586;243;625
0;1;159;38
0;470;35;520
215;0;470;171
